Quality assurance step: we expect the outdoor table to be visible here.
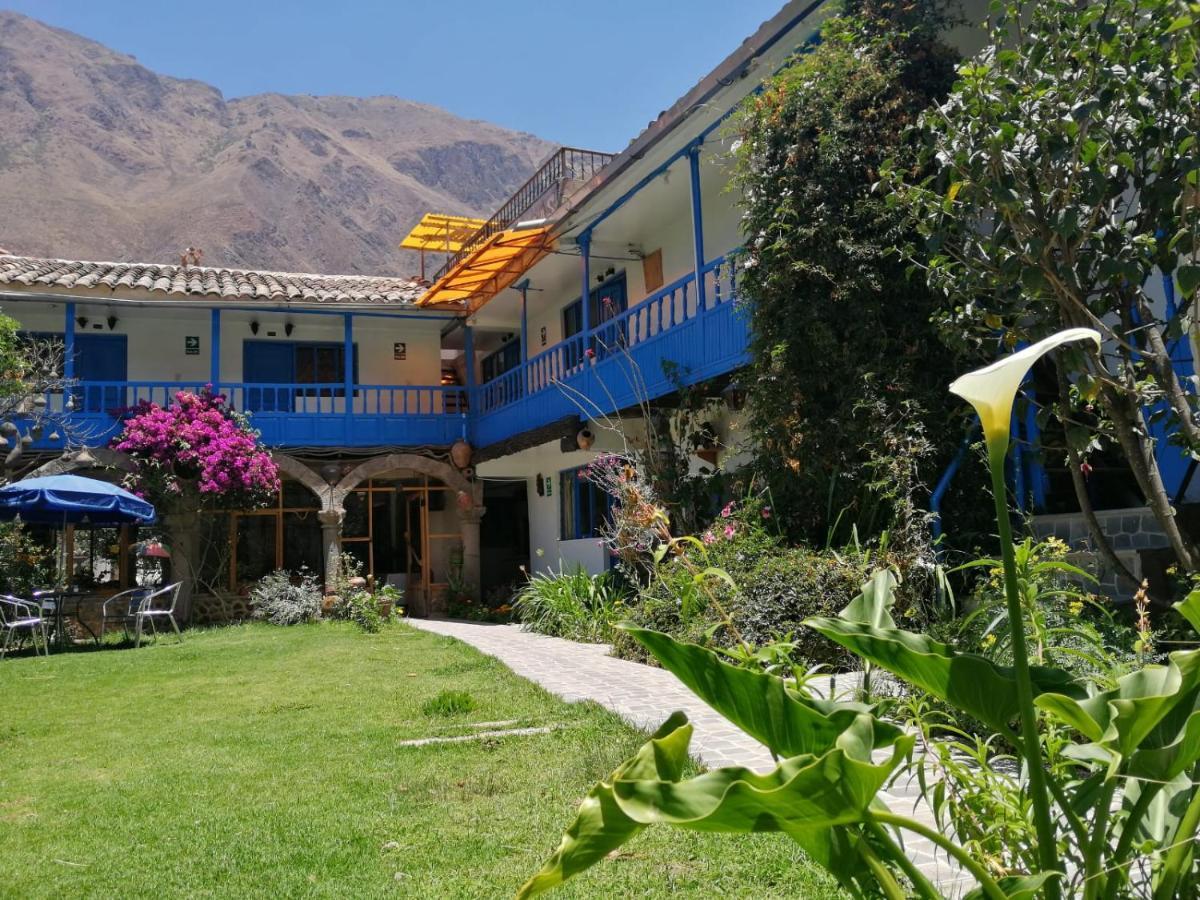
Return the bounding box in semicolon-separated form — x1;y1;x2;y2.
36;590;100;649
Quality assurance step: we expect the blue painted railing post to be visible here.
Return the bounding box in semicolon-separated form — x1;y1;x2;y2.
343;313;353;432
63;302;76;383
687;143;707;312
463;318;475;440
210;308;221;386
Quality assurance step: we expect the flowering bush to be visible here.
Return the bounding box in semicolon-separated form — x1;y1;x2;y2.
111;388;279;507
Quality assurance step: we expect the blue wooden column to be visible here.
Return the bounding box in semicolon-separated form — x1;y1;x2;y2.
515;279;530;364
687;143;707;310
463;318;475;439
342;313;354;427
579;232;592;339
209;308;221;385
63;302;76;382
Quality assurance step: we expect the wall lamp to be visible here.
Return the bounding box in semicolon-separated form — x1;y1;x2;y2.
76;316;89;329
106;315;118;330
284;322;295;337
249;321;260;336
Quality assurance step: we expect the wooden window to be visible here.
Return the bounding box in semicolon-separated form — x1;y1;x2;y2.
559;466;613;541
642;249;664;293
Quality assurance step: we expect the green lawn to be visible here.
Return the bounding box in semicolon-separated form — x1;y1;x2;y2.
0;623;839;898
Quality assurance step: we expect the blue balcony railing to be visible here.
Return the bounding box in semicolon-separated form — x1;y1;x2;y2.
39;382;469;449
30;252;746;453
472;253;748;446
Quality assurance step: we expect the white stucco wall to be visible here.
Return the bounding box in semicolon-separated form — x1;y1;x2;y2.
0;300;447;387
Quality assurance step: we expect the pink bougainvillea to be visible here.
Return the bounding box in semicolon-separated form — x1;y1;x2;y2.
111;388;279;507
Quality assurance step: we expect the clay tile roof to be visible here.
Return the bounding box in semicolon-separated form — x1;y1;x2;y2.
0;255;426;306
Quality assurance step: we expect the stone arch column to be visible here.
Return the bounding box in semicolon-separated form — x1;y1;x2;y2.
270;453;340;591
330;453;484;602
271;452;333;509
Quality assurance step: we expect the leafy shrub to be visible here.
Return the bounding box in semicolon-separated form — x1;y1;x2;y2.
329;590;387;633
950;537;1139;684
513;564;629;644
250;569;321;626
421;689;476;716
0;522;54;597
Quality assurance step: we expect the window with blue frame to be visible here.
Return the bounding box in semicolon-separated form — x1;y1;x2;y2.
481;339;521;383
560;466;613;540
562;273;628;366
243;340;358;411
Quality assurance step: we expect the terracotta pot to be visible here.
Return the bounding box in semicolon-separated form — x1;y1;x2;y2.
377;600;392;618
576;428;595;450
456;490;473;512
450;439;472;469
321;596;337;613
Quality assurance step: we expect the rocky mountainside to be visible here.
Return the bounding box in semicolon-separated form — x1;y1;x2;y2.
0;11;555;275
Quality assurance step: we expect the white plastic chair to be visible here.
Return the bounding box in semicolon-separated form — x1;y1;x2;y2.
133;582;183;647
0;595;49;658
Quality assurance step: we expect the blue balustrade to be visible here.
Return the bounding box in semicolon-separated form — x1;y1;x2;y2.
31;252;748;452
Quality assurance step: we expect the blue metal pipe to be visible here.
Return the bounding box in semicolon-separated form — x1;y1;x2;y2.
930;432;974;553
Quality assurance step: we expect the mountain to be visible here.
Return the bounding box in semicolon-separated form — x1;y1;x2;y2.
0;11;556;276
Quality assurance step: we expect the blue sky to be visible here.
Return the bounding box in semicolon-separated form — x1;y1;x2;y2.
7;0;787;149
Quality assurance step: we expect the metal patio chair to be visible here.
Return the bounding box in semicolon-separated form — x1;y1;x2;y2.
0;595;49;659
133;582;183;647
101;586;151;643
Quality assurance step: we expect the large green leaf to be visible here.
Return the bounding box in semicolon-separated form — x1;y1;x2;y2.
839;568;899;629
516;711;692;899
963;873;1055;900
625;626;906;757
1036;650;1200;759
805;618;1084;733
1174;590;1200;634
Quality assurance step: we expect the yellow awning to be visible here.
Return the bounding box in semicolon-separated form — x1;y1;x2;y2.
417;226;554;310
399;213;489;253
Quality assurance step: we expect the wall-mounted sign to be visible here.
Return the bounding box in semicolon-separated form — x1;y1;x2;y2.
184;336;200;355
394;342;407;360
544;474;552;497
540;326;547;347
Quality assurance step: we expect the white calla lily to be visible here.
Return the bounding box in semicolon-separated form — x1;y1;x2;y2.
949;327;1101;444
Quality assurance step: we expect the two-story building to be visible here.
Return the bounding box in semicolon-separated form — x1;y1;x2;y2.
9;0;1172;611
0;1;850;618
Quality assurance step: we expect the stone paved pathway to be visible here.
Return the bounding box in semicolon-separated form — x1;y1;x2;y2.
407;617;973;896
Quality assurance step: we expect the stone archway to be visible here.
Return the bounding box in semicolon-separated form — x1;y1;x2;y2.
271;452;333;508
328;453;483;606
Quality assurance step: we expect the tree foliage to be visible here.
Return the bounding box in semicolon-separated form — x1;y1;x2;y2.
731;5;966;546
884;0;1200;569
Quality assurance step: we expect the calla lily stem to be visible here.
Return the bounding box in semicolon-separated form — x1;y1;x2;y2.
987;439;1061;897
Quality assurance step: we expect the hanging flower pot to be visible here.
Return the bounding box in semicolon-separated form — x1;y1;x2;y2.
450;439;472;469
456;490;474;512
576;428;595;451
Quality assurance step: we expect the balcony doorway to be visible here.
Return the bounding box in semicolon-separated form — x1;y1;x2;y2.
338;476;459;615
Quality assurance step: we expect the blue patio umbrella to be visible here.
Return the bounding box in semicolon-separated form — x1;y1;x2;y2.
0;474;155;525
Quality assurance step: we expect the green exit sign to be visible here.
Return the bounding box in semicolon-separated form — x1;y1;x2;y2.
185;336;200;355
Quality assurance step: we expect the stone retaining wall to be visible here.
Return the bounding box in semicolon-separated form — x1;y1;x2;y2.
1030;506;1167;598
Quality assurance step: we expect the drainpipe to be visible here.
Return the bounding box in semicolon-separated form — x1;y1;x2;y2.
687;143;707;312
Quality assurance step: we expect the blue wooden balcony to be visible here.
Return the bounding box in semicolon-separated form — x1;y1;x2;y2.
29;254;746;454
41;382;469;450
471;254;748;447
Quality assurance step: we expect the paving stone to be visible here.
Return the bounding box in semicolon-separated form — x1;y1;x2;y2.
407;617;971;896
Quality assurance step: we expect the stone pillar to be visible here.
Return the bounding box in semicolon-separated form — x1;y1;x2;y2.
458;500;485;603
318;508;344;594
